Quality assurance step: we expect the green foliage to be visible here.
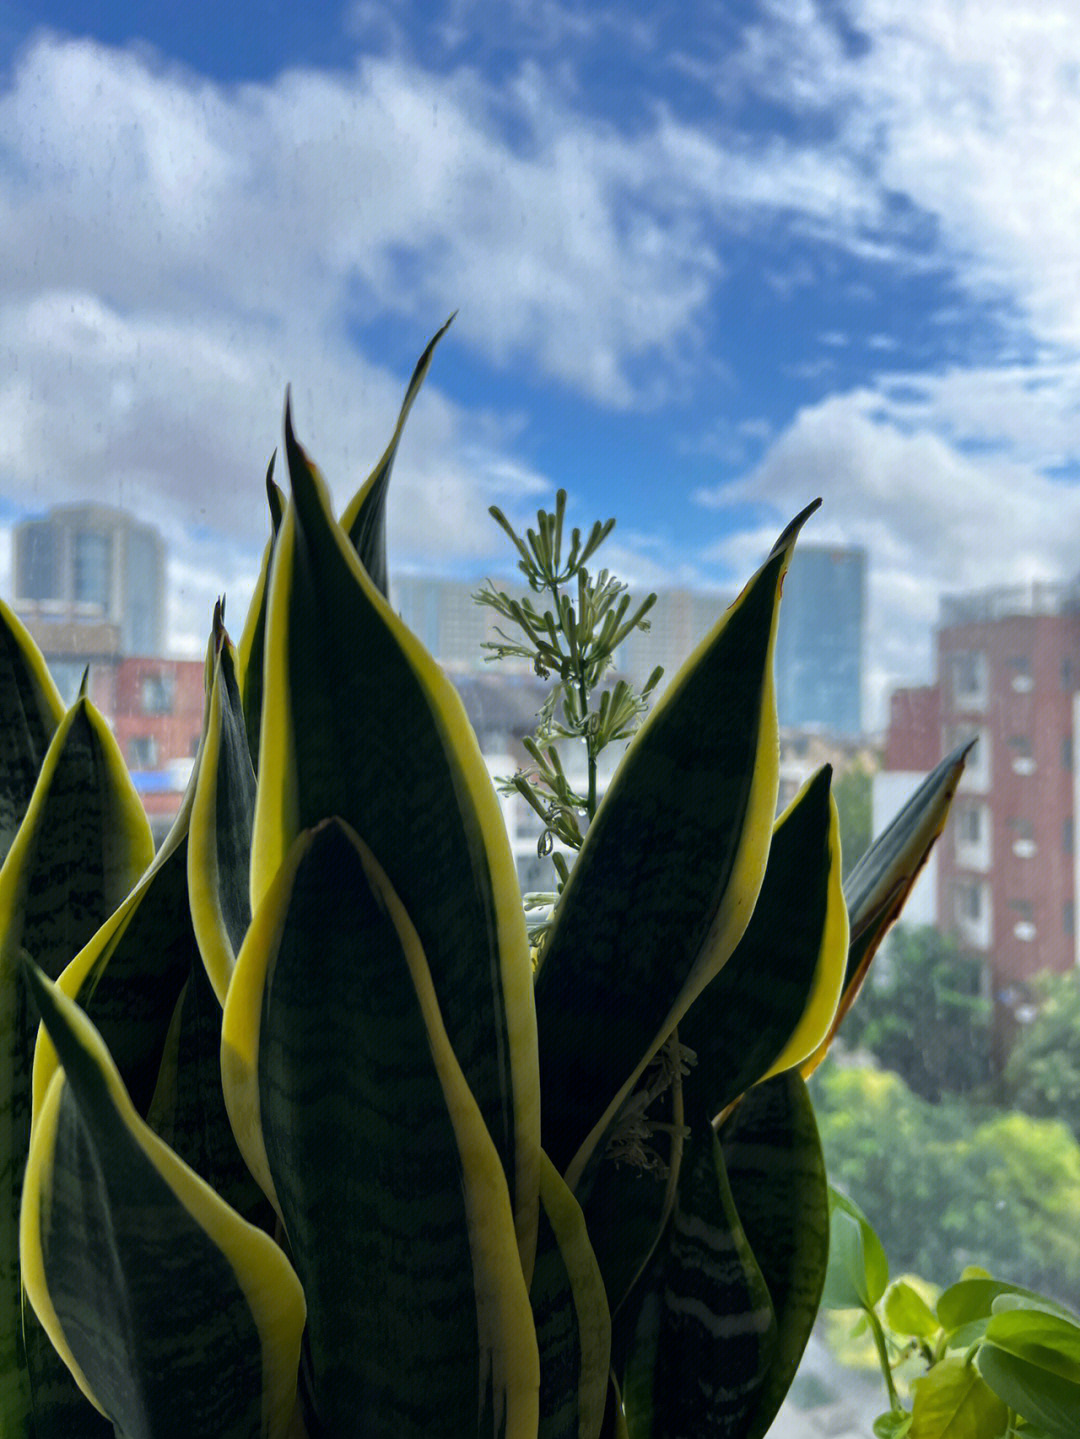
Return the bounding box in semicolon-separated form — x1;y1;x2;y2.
813;1064;1080;1311
0;327;962;1439
833;764;873;881
839;925;993;1101
820;1182;1080;1439
1004;969;1080;1138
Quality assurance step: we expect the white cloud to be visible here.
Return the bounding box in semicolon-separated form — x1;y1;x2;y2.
698;386;1080;727
731;0;1080;350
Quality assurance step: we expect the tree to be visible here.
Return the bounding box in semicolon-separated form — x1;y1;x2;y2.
811;1063;1080;1312
839;924;993;1100
1004;968;1080;1139
833;763;873;880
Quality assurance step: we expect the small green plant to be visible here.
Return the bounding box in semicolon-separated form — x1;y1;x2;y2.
823;1185;1080;1437
475;491;662;952
0;322;968;1439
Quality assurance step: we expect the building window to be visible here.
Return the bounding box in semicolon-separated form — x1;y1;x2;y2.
956;883;983;922
1008;655;1033;693
1008;816;1036;859
957;806;981;843
1064;736;1074;772
1064;656;1076;691
1010;898;1036;942
141;674;175;715
73;530;110;607
949;650;988;709
947;724;990;790
19;523;58;601
1008;735;1036;775
128;735;158;768
1066;901;1075;937
1066;818;1075;857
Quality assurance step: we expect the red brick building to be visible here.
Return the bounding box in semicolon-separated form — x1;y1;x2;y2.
102;657;205;835
883;583;1080;1034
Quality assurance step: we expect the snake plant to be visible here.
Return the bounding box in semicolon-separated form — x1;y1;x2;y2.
0;324;967;1439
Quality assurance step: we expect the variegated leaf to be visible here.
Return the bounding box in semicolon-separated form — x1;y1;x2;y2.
535;502;820;1187
252;409;539;1275
339;315;455;596
20;961;305;1439
223;818;539;1437
679;766;846;1119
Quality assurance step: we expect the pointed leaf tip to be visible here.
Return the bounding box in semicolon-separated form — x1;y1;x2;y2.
78;666;90;700
770;498;822;559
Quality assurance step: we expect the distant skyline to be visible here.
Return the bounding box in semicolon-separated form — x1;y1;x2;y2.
4;3;1080;726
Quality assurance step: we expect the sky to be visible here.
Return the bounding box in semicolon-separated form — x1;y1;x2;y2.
3;0;1080;728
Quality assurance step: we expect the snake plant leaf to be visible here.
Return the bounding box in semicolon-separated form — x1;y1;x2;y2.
621;1117;777;1439
189;609;256;1006
20;960;305;1439
0;695;153;1434
222;818;540;1438
531;1152;611;1439
576;1082;685;1327
32;784;198;1126
718;1071;829;1439
599;1375;630;1439
31;656;263;1226
339;314;455;596
0;600;64;867
19;1286;114;1439
679;767;846;1120
802;738;973;1077
237;456;286;770
535;500;820;1186
252;407;539;1274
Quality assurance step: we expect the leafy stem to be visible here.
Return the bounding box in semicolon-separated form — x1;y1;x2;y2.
476;489;662;952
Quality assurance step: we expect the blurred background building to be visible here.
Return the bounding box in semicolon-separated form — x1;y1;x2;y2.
13;504;165;697
774;544;867;738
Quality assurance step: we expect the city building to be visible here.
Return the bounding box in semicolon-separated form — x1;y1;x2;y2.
774;544;866;736
612;586;725;689
390;574;510;672
879;580;1080;1039
13;504;166;684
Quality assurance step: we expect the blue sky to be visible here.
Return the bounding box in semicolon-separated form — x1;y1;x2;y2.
3;0;1080;725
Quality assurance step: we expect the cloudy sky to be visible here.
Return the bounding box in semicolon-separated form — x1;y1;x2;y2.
3;0;1079;726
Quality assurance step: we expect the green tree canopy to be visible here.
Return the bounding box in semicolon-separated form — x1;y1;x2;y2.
838;925;993;1101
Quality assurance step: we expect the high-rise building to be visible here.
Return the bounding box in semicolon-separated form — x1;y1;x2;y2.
613;587;724;689
774;544;866;736
13;504;166;671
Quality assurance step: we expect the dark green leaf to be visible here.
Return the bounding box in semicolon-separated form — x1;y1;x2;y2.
21;961;305;1439
0;600;64;867
340;314;455;596
253;413;540;1272
812;740;972;1063
236;457;285;771
531;1153;610;1439
719;1071;830;1439
622;1118;777;1439
0;698;153;1434
189;617;256;1005
535;502;820;1185
223;819;538;1435
680;767;846;1117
